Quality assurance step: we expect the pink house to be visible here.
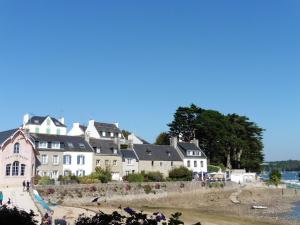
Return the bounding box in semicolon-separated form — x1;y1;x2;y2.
0;128;37;186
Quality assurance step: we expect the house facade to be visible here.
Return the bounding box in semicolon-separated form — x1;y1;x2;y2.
127;133;149;144
133;144;183;177
0;129;37;186
120;149;139;176
89;138;123;181
85;120;124;141
68;123;87;136
23;114;67;135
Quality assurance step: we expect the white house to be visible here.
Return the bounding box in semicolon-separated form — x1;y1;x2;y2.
171;137;208;173
85;120;124;141
120;149;139;176
23;114;67;135
128;133;149;144
68;123;87;136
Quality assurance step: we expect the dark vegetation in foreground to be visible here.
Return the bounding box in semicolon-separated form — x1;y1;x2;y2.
0;205;201;225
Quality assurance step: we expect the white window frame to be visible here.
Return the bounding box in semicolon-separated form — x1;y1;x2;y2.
39;141;47;148
41;155;48;164
127;158;132;165
53;155;59;165
52;142;60;149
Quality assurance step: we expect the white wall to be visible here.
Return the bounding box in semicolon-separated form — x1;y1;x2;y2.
231;173;256;184
62;152;93;176
128;134;143;144
183;158;207;173
85;120;100;139
24;116;67;135
68;123;85;136
122;158;139;176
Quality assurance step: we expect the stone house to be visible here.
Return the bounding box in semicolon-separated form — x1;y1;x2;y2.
120;149;139;176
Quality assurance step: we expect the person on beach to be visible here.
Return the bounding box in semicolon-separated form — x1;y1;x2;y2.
26;180;30;192
0;191;3;205
23;180;26;191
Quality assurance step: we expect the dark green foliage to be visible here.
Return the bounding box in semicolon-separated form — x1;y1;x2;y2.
207;165;221;173
124;173;144;183
0;206;37;225
143;171;164;182
90;167;112;183
155;132;170;145
122;130;131;139
268;169;281;186
168;166;193;181
262;160;300;172
168;104;264;172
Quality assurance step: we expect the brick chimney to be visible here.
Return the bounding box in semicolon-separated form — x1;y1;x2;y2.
170;136;178;148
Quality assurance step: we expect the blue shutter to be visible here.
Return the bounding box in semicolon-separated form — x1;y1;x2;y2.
77;155;80;165
69;155;72;165
83;156;85;165
76;170;78;176
63;155;66;164
83;170;85;176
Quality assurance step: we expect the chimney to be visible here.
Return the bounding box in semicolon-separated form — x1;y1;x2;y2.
73;122;80;128
23;114;30;127
114;137;121;150
170;136;178;148
85;131;90;143
191;138;199;148
128;139;134;149
114;122;119;128
59;117;65;125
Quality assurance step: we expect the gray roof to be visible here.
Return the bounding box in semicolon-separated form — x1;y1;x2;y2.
177;142;207;158
89;138;121;155
30;133;93;152
79;125;87;132
133;144;182;161
0;128;18;144
121;149;138;161
94;122;121;134
27;116;66;127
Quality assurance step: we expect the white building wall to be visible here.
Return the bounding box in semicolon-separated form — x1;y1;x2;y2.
24;116;67;135
85;120;100;139
128;134;143;144
68;123;85;136
122;158;139;176
62;152;93;176
183;158;207;173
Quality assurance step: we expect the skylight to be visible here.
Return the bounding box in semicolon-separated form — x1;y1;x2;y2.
67;142;74;148
79;143;85;149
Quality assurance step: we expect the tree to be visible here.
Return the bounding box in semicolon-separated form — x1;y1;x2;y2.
122;130;131;139
168;104;264;172
268;169;281;186
155;132;170;145
0;206;37;225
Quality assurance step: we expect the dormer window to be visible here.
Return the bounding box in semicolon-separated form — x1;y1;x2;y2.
67;142;74;148
110;132;114;137
113;149;118;154
79;143;85;149
167;151;171;157
34;120;39;124
39;141;47;149
102;131;106;137
96;148;101;154
52;142;60;149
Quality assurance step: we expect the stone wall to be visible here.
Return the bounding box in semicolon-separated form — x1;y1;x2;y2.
35;181;237;207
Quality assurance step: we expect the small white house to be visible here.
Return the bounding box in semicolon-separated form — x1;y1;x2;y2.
23;114;67;135
230;169;256;184
68;123;87;136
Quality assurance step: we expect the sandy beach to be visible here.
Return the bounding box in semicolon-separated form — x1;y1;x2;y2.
51;186;300;225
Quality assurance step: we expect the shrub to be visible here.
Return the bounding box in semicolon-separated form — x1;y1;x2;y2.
0;206;38;225
143;185;152;194
144;171;164;182
125;173;144;183
168;166;192;181
268;169;281;186
90;167;112;183
78;176;99;184
38;176;54;185
207;165;221;173
33;176;41;185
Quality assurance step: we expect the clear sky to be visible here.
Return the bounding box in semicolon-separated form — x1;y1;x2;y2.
0;1;299;161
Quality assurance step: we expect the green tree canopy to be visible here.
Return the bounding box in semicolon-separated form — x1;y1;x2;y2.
155;132;170;145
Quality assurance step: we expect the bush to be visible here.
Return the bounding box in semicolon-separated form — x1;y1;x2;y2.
144;171;164;182
268;169;281;186
168;166;193;181
78;176;99;184
207;165;221;173
0;206;37;225
37;176;54;185
125;173;144;183
33;175;41;185
90;167;112;183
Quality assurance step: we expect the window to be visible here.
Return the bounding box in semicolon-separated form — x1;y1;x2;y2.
12;161;19;176
53;155;59;165
193;151;195;156
125;171;130;176
60;142;65;149
160;162;163;167
6;164;11;176
127;159;132;165
102;131;106;137
21;164;25;176
46;128;50;134
105;160;109;166
151;161;154;166
35;127;40;133
194;160;197;167
96;159;101;166
46;118;51;125
187;160;190;167
39;141;47;148
77;155;85;165
67;142;74;148
51;171;58;179
110;132;114;137
79;143;85;149
118;133;122;138
52;142;60;149
41;155;48;164
113;160;117;166
96;148;101;153
171;161;174;166
113;149;118;154
187;151;192;156
63;155;72;165
56;129;60;135
201;161;204;168
14;143;20;154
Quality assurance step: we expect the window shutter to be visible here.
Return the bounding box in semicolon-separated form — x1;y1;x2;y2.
69;155;72;164
76;170;78;176
83;170;85;176
63;155;66;164
83;156;85;165
77;155;80;165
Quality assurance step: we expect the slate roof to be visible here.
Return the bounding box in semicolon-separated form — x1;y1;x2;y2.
89;138;121;155
30;133;93;152
26;116;66;127
94;122;121;134
133;144;182;161
79;125;87;132
177;142;207;158
121;149;138;162
0;128;18;144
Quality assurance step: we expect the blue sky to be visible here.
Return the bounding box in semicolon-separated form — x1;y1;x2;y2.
0;1;299;161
